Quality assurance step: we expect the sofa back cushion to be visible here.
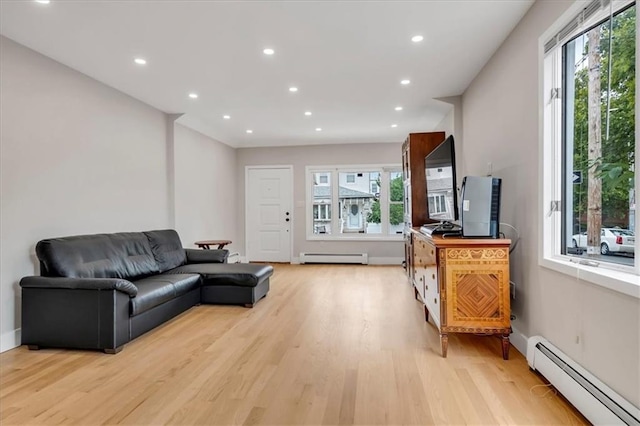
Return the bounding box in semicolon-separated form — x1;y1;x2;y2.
143;229;187;273
36;232;160;280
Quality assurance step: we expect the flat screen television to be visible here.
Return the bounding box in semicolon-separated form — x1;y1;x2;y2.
424;135;459;224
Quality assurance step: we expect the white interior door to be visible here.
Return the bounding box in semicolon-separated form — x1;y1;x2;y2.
246;167;292;262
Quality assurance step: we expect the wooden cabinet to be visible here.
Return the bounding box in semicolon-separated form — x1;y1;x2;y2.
401;132;446;229
411;229;512;359
402;132;445;282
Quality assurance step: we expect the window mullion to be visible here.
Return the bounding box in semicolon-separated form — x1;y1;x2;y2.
380;170;389;234
331;169;340;234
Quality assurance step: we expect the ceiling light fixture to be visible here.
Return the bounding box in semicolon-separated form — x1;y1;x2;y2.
304;111;312;116
391;124;398;128
134;58;147;65
315;128;322;132
263;48;275;55
223;115;230;120
246;130;253;134
289;87;298;92
395;106;403;111
401;79;411;85
188;93;198;99
411;35;424;43
35;0;50;4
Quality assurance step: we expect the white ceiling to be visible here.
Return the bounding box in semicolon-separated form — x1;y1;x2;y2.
0;0;534;148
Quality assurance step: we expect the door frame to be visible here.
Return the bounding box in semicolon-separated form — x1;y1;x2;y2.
244;165;294;262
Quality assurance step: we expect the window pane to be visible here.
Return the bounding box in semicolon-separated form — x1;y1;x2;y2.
562;5;635;266
339;172;379;234
388;171;404;235
313;172;332;234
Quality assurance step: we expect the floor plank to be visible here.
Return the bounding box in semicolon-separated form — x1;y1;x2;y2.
0;264;588;425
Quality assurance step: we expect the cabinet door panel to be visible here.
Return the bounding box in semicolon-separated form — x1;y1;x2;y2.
442;247;510;330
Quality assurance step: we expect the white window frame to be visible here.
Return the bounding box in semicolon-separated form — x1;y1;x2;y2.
313;203;331;220
539;0;640;299
306;164;403;241
428;193;448;215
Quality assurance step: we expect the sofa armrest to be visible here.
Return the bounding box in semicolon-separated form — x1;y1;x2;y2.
20;276;137;297
185;248;229;264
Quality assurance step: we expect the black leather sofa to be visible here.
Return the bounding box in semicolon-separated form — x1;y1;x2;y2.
19;229;273;354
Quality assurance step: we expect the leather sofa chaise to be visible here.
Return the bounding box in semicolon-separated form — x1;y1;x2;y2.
19;229;273;354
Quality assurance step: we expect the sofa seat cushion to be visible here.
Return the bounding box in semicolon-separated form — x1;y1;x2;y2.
167;264;273;288
130;274;200;316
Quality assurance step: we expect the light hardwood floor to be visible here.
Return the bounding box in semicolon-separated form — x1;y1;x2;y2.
1;264;587;425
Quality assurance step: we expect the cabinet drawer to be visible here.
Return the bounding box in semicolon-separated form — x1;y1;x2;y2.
424;265;440;327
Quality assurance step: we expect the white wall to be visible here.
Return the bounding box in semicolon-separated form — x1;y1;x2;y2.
0;37;234;352
174;123;238;252
461;1;640;405
236;143;404;263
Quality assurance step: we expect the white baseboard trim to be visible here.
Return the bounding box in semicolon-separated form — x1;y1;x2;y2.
1;328;21;353
369;257;404;265
510;325;527;356
290;256;402;265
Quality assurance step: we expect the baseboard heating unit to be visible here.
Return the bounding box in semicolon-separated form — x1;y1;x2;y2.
527;336;640;425
299;253;368;265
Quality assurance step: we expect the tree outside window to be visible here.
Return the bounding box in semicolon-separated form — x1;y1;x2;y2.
562;4;635;266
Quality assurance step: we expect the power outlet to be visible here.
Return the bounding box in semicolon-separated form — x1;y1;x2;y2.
510;281;515;300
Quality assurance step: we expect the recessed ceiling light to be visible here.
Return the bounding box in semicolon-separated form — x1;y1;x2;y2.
289;87;298;92
391;124;398;128
401;79;411;85
411;35;424;43
315;128;322;132
395;106;403;111
188;93;198;99
263;48;275;55
134;58;147;65
246;130;253;134
304;111;312;116
35;0;50;4
223;115;230;120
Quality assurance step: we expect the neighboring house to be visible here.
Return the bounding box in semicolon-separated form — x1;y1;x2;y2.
426;176;456;221
426;169;455;221
313;185;376;234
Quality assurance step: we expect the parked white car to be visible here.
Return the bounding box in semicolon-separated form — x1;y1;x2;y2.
571;228;635;255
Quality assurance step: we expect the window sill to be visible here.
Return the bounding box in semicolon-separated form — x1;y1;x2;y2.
540;256;640;299
307;235;404;242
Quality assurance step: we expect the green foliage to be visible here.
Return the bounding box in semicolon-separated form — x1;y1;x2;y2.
571;5;635;228
367;175;404;225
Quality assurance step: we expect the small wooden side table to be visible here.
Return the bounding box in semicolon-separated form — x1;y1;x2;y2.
194;240;232;250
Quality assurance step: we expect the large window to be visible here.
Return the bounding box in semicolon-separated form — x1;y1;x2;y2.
307;165;403;239
312;172;332;234
543;1;637;282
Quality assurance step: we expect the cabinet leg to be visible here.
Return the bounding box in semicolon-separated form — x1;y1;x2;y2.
424;305;429;322
501;334;510;360
440;333;448;358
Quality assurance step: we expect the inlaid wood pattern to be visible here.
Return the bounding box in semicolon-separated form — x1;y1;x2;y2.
453;272;503;321
0;265;586;425
444;248;508;261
